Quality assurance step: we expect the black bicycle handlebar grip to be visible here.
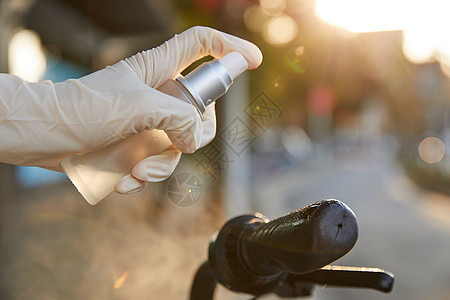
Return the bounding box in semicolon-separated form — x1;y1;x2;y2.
208;199;358;295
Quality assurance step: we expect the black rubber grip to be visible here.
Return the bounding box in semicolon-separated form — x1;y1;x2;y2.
208;199;359;295
242;199;359;275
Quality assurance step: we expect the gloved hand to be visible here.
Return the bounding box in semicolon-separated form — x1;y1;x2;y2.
0;26;262;194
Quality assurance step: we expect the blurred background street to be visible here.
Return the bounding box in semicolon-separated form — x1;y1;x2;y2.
2;0;450;299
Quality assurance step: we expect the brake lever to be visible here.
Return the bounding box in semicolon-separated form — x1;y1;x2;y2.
274;265;395;298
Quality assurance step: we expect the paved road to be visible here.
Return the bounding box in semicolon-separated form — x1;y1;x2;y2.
253;145;450;300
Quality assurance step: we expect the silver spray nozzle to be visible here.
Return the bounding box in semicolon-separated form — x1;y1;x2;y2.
175;51;248;113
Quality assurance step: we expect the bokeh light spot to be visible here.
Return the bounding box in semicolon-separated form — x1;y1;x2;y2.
295;46;305;56
263;14;298;46
418;137;445;164
284;46;309;73
244;4;269;33
8;29;46;82
260;0;286;17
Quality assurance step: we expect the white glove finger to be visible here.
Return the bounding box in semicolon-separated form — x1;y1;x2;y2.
125;26;263;88
114;174;148;195
199;102;216;148
84;63;203;153
147;89;204;153
131;148;182;182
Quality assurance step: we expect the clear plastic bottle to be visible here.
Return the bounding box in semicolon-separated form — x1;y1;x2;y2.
61;52;248;205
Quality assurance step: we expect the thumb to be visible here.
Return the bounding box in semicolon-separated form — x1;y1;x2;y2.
132;148;182;183
114;148;182;194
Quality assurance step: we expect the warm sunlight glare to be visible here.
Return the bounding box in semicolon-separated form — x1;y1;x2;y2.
402;27;435;64
315;0;450;75
402;0;450;66
315;0;406;33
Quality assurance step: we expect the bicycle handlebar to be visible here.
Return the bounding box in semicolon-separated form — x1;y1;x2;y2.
208;199;359;295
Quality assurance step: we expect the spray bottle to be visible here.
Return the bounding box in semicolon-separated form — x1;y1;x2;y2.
61;52;248;205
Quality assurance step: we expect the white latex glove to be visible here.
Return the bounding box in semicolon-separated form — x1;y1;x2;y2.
0;26;262;194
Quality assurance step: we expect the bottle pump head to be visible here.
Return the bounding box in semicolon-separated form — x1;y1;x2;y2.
218;52;249;80
176;51;248;113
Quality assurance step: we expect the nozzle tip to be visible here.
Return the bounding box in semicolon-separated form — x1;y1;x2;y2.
218;52;248;80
